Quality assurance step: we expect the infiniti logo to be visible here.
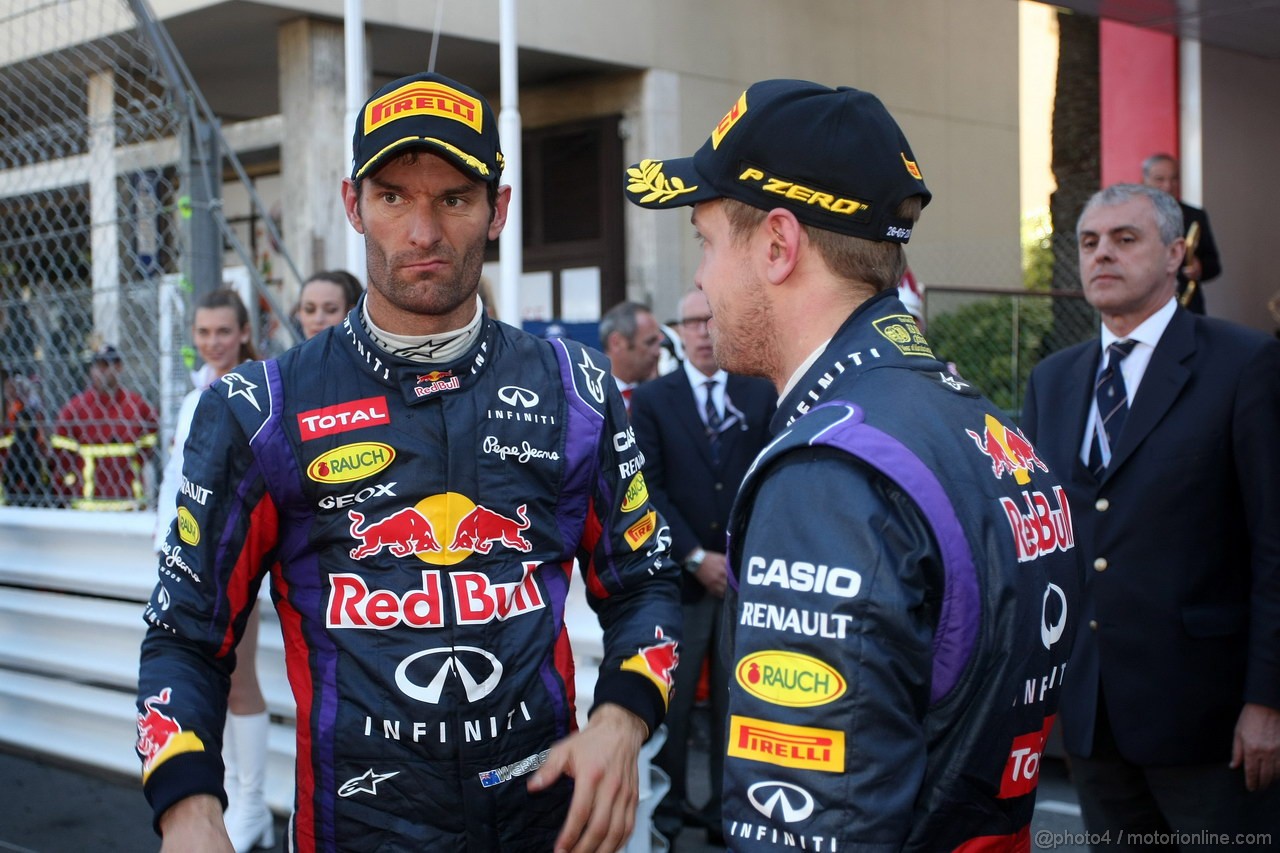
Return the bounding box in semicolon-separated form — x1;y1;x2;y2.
1041;582;1067;650
394;646;503;704
747;781;815;823
498;385;540;408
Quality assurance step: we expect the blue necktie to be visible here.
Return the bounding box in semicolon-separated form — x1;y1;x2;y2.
704;379;722;464
1089;339;1137;476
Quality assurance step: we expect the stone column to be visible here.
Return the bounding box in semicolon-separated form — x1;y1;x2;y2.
278;18;352;300
88;70;120;346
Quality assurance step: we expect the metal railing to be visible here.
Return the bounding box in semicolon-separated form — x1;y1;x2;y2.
923;286;1098;422
1;0;300;510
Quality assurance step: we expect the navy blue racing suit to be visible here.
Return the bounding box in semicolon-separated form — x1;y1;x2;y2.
722;291;1078;852
136;304;681;852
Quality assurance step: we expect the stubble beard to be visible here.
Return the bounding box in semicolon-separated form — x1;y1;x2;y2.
709;276;779;382
366;232;487;320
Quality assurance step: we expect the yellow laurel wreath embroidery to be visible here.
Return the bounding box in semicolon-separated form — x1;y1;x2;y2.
626;159;698;204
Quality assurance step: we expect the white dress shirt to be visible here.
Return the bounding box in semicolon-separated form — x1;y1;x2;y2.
1078;297;1177;466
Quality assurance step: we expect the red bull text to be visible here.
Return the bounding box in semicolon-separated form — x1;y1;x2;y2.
1000;486;1075;563
327;562;544;629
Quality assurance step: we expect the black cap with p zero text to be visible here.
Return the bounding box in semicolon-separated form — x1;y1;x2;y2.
624;79;930;243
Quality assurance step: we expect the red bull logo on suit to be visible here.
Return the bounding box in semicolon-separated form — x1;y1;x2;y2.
136;687;205;781
965;414;1047;486
620;626;679;698
347;493;532;566
328;562;545;629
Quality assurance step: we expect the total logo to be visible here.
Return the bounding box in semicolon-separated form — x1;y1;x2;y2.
347;493;531;564
999;716;1056;799
966;414;1048;486
327;562;545;629
735;650;846;708
297;396;390;440
395;645;502;704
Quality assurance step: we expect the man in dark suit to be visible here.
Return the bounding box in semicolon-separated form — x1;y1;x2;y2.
1023;183;1280;846
631;289;774;847
1142;153;1221;315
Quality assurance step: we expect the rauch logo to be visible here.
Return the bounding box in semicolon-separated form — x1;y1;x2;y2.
307;442;395;484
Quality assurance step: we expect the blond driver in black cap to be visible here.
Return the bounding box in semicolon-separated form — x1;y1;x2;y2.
627;79;1078;851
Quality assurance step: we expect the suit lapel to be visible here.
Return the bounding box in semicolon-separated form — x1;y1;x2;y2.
1058;344;1101;464
1105;309;1194;480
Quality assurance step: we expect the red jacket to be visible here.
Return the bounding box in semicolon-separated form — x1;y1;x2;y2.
53;387;158;509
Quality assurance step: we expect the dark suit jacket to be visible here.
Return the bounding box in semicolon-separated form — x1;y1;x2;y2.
1022;307;1280;765
630;370;774;602
1178;201;1221;315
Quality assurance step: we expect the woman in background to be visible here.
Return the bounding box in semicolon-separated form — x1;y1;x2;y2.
154;288;273;852
295;269;362;339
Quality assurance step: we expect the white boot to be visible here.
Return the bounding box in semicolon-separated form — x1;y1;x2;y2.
223;711;274;853
222;715;240;811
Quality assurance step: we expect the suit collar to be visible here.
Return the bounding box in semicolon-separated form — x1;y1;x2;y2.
1100;296;1176;354
1104;307;1195;479
681;360;726;390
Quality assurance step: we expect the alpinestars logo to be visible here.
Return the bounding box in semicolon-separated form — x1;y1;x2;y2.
577;350;606;404
338;768;400;797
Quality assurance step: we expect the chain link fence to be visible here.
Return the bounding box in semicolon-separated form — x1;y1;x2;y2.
924;287;1097;424
1;0;297;509
1;0;1106;509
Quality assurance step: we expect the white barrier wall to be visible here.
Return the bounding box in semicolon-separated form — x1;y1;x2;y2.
0;507;297;812
0;508;663;848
